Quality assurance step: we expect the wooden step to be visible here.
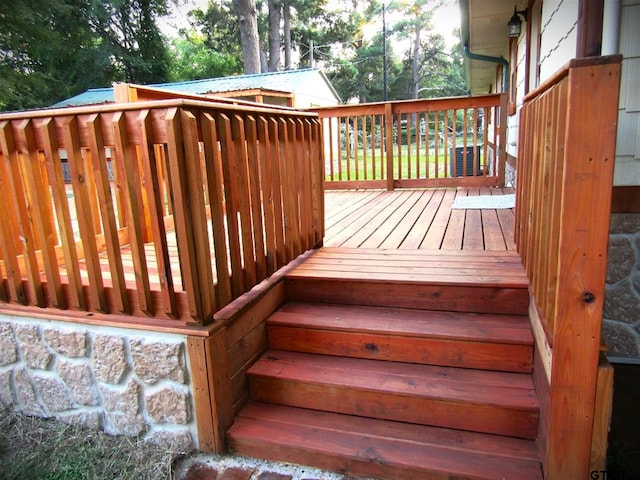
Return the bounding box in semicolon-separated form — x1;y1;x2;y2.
284;249;529;315
267;302;533;372
228;402;543;480
247;350;539;439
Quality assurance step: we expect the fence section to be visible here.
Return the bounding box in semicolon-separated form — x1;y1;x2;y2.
514;56;621;478
311;94;507;189
0;100;323;325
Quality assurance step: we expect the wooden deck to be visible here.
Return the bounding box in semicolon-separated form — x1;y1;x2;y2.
324;187;516;250
22;186;517;323
62;187;516;295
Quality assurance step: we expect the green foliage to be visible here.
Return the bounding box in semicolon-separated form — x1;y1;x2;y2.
88;0;172;83
0;0;466;111
0;0;172;111
168;33;241;81
0;0;114;111
185;1;246;77
327;34;402;103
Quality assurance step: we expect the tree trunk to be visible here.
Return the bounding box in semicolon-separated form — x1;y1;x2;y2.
283;0;292;69
268;0;282;71
411;22;422;99
232;0;261;74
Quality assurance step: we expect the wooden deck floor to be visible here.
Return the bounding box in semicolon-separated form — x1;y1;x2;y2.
324;187;515;251
64;187;516;294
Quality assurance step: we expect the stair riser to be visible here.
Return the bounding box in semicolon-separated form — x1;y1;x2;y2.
228;430;452;480
228;403;543;480
267;325;533;373
285;278;529;315
228;432;451;480
248;375;539;439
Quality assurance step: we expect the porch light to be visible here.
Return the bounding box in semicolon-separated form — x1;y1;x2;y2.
508;6;528;38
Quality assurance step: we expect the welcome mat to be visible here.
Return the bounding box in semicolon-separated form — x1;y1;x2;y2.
451;194;516;209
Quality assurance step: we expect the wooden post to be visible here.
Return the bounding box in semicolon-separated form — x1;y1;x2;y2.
590;351;614;472
188;329;233;453
165;108;212;324
543;59;620;479
576;0;604;58
498;93;508;187
113;83;138;103
384;102;394;191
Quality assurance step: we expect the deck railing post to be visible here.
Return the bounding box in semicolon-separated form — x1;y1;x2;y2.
515;56;622;478
384;102;394;191
498;93;508;187
165;107;215;325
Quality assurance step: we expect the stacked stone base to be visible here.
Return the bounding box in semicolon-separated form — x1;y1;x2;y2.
605;213;640;359
0;314;197;452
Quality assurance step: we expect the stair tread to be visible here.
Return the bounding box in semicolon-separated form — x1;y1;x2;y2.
285;249;528;288
228;402;543;480
271;302;533;345
250;350;539;408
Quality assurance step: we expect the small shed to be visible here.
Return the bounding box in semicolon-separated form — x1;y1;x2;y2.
52;68;340;109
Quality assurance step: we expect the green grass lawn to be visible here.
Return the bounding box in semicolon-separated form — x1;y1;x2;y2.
325;145;486;181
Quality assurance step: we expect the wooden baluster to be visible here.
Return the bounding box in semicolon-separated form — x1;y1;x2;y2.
231;114;257;289
295;119;310;252
245;115;267;282
113;111;152;315
18;119;64;308
40;119;85;310
86;114;130;314
268;118;286;268
139;110;178;318
0;122;27;304
201;112;232;307
256;116;277;276
217;113;244;298
181;109;215;322
285;119;302;257
62;116;108;312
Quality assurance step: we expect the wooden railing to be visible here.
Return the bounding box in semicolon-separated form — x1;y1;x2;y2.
0;99;324;326
310;94;507;190
514;56;621;478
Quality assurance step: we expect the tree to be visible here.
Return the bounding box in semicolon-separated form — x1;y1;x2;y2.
232;0;261;73
168;33;241;81
0;0;114;111
391;0;444;99
328;33;401;103
267;0;282;71
88;0;172;83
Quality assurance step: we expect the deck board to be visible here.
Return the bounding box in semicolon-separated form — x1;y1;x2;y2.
325;187;516;251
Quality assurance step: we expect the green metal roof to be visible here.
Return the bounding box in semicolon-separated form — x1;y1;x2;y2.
52;68;339;108
52;87;114;108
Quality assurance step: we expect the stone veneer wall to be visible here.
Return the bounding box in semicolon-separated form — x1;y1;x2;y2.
604;213;640;359
0;314;197;451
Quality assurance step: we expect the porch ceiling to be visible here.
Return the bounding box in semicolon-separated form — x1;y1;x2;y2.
459;0;528;94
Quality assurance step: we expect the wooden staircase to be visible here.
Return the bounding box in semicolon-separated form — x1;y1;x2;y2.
227;249;543;479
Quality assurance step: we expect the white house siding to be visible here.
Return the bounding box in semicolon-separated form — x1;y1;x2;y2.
538;0;580;81
614;0;640;185
294;75;340;108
